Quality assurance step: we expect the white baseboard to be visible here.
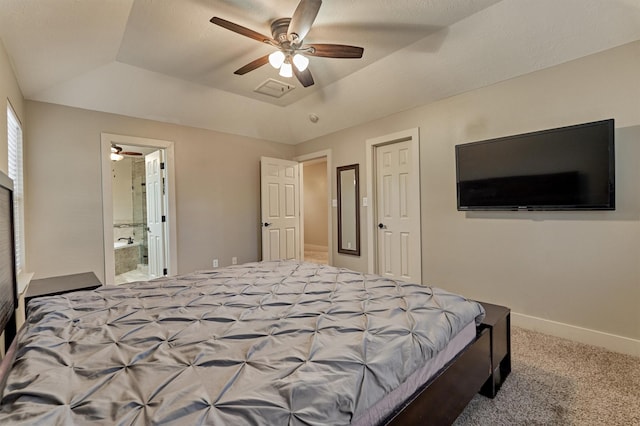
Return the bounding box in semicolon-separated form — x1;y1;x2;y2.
304;244;328;252
511;312;640;357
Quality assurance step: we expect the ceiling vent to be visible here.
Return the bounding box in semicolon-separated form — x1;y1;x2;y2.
254;79;295;98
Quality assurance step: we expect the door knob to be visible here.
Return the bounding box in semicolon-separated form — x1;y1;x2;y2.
263;222;272;227
378;223;386;229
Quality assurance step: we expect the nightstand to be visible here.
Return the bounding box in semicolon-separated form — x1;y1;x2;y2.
478;301;511;398
25;272;102;308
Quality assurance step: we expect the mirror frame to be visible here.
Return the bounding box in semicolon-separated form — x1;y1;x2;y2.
337;164;360;256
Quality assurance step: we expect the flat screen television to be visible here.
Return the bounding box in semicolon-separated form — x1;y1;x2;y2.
456;119;615;211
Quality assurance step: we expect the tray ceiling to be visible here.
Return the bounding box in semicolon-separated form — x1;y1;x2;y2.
1;0;639;144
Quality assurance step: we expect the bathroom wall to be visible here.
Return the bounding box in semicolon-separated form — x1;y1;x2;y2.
112;157;147;240
112;158;133;226
112;156;147;273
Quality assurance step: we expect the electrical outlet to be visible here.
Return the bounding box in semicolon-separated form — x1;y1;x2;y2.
212;259;218;268
231;257;238;265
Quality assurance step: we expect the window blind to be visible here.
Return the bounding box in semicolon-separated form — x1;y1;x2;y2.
7;104;24;274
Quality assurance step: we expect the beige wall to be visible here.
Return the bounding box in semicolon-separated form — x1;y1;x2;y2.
303;161;328;248
296;41;640;344
25;101;295;282
0;39;24;177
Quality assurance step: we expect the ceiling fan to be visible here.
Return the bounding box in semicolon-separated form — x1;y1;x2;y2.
111;144;143;161
210;0;364;88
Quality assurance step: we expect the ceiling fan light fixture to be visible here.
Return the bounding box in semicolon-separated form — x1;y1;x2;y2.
111;144;124;161
279;61;293;78
292;53;309;72
268;50;286;69
210;0;364;88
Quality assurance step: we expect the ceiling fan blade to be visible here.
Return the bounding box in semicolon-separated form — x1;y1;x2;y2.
234;55;270;75
121;151;143;156
288;0;322;43
306;43;364;58
210;17;273;44
293;67;314;87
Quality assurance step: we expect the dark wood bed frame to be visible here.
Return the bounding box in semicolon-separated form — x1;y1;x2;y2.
388;301;511;425
385;328;491;425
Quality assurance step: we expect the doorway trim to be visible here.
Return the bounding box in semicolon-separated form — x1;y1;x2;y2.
100;133;178;285
294;149;333;266
365;128;420;275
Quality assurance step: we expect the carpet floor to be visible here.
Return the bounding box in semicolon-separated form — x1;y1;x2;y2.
454;327;640;425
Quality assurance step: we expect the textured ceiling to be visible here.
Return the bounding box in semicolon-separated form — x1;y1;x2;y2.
1;0;639;144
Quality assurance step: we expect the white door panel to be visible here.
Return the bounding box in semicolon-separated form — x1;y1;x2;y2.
145;150;166;278
375;140;421;282
261;157;300;261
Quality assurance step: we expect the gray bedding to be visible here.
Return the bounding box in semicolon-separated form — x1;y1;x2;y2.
0;261;484;425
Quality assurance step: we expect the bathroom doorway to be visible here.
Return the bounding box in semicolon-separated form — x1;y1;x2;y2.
301;159;329;264
111;144;156;283
101;134;177;286
296;149;332;266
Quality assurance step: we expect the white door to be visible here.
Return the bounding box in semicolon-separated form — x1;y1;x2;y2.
261;157;300;261
375;140;422;282
145;150;166;278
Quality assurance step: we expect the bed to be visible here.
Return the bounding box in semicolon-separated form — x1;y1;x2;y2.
0;170;505;425
0;258;502;425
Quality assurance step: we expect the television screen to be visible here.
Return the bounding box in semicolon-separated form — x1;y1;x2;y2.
456;119;615;211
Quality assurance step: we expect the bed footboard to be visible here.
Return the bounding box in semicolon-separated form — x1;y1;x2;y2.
384;328;492;425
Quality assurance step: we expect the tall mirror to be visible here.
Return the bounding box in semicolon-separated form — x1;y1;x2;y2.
337;164;360;256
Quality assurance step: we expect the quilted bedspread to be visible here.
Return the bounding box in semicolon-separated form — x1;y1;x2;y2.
0;261;484;425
